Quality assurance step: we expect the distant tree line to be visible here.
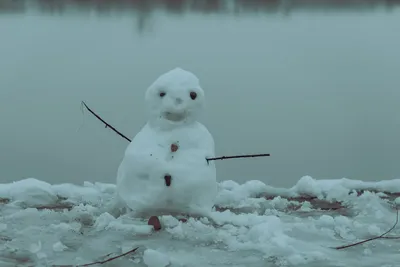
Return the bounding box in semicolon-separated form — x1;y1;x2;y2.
1;0;399;15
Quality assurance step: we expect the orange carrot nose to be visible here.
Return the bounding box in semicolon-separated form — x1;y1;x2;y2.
164;174;172;187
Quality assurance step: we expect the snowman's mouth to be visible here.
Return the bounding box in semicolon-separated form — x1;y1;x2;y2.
164;111;186;122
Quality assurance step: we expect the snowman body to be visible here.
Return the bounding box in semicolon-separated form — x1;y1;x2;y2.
116;68;217;218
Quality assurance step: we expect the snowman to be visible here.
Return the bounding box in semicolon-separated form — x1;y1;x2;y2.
116;67;217;224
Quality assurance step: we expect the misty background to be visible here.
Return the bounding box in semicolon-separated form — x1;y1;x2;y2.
1;0;400;188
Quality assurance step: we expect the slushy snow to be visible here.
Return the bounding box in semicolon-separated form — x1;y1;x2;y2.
1;176;400;266
116;67;217;218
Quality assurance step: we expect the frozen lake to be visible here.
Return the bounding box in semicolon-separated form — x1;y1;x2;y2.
1;0;400;187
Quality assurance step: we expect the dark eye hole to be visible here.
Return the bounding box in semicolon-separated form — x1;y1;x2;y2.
190;91;197;100
159;91;166;97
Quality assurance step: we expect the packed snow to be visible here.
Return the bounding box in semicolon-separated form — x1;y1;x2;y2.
116;67;217;219
1;176;400;266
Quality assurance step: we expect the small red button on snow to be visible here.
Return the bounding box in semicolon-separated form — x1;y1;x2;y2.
148;216;162;231
171;143;178;152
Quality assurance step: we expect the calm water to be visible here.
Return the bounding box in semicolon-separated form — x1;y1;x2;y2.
1;0;400;188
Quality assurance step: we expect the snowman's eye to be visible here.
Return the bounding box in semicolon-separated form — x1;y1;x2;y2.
190;91;197;100
159;91;166;97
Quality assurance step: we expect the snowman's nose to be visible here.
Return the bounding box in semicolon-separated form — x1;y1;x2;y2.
175;98;183;105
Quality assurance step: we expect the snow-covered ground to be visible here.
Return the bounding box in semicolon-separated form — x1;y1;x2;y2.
1;176;399;267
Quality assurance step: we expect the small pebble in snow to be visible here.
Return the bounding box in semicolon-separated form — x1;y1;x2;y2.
143;249;170;267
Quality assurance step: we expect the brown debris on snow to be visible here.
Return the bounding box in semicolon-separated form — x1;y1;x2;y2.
0;194;75;211
0;236;11;242
34;203;75;211
0;198;10;204
260;190;400;213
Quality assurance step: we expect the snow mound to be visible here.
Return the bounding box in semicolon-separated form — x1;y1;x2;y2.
0;176;399;266
0;178;58;206
217;176;400;203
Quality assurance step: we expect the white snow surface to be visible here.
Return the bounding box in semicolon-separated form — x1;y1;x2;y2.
1;176;400;266
143;249;170;267
116;67;217;218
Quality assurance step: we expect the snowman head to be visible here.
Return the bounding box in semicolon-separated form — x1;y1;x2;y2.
145;67;205;128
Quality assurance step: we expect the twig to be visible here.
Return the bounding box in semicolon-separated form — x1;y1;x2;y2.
334;209;399;250
34;203;75;211
81;101;131;142
80;101;270;161
78;247;139;266
206;154;270;162
52;247;139;267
